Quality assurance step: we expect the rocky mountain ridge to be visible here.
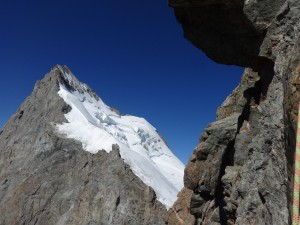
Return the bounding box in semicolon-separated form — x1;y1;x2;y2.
167;0;300;224
55;66;184;208
0;66;184;225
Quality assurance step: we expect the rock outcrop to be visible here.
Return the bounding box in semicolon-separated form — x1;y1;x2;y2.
0;67;168;225
168;0;300;224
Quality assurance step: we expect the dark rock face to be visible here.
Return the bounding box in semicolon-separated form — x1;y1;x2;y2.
169;0;286;67
0;67;167;225
168;0;300;224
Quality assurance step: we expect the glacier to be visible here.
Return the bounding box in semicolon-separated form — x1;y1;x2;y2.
55;66;184;208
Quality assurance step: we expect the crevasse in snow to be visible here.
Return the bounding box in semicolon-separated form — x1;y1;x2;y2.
55;66;185;208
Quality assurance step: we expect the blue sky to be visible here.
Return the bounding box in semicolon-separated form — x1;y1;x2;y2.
0;0;243;164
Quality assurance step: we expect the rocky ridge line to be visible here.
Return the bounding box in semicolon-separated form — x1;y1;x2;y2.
167;0;300;224
0;67;168;225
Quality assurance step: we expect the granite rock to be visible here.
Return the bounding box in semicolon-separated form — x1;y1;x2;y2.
168;0;300;224
0;68;167;225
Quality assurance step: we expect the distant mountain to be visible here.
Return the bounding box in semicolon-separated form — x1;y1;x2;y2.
0;65;184;225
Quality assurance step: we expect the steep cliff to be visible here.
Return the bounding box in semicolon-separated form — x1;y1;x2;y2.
0;66;184;225
168;0;300;224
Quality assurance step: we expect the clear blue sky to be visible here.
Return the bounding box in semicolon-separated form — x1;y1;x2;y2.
0;0;243;164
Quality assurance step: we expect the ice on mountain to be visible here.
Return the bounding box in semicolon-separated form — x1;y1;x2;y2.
55;67;184;208
95;112;116;125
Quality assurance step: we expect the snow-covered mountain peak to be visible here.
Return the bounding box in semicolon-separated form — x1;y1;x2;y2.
52;65;100;100
55;67;184;208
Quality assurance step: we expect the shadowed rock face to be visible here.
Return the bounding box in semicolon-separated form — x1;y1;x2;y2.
168;0;300;224
169;0;285;67
0;67;167;225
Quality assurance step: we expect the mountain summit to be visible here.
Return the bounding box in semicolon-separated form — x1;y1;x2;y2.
0;65;184;225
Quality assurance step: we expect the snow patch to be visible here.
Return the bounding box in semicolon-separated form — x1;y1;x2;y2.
55;68;184;208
